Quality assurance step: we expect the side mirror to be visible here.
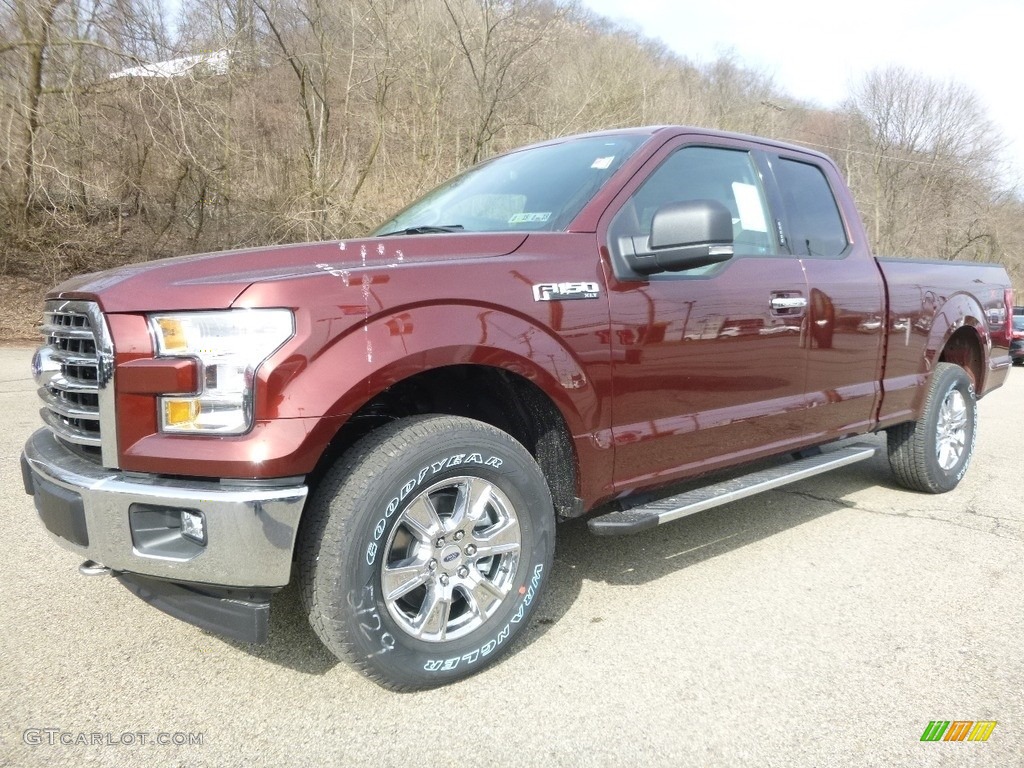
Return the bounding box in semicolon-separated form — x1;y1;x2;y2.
624;199;734;275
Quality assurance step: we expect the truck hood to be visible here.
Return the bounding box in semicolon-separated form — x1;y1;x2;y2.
50;233;528;313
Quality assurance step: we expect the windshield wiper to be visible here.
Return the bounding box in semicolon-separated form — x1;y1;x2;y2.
378;224;465;236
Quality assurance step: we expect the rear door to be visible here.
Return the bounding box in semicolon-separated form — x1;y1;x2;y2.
761;152;886;441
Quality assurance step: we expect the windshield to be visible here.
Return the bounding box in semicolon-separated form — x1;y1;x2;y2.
1013;316;1024;331
372;134;648;236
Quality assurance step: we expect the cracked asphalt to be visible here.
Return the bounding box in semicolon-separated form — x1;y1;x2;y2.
2;345;1022;767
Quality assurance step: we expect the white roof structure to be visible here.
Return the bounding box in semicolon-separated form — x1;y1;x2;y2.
110;49;230;80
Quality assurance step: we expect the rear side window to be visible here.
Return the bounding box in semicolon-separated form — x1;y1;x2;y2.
774;158;848;258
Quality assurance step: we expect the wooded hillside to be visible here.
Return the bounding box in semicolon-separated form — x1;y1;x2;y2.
2;0;1021;291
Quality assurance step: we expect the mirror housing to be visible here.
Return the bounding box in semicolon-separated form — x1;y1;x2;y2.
624;199;735;275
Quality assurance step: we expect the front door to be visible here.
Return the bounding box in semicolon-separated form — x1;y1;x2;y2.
602;140;811;492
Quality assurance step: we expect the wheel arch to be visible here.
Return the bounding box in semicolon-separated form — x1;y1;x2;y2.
926;293;990;391
308;364;581;520
261;300;607;513
938;325;984;391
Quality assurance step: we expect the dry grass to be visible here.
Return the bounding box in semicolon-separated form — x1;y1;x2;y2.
0;275;48;346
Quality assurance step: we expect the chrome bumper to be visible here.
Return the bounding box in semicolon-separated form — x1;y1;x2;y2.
21;428;307;587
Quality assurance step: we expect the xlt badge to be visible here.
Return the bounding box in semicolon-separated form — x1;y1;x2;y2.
532;282;600;302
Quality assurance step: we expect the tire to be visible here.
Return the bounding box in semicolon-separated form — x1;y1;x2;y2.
887;362;977;493
298;415;555;690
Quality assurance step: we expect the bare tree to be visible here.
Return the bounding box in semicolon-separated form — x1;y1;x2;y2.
843;66;1004;259
0;0;1018;301
250;0;338;239
4;0;65;228
441;0;560;165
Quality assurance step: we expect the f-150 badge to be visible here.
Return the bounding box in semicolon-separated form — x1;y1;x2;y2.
532;282;600;301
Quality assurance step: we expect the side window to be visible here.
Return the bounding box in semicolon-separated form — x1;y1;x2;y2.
773;158;848;258
610;146;776;260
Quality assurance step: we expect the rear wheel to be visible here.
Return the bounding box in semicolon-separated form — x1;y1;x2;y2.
298;415;555;690
887;362;977;493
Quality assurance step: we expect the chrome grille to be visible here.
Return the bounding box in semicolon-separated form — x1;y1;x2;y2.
34;300;117;464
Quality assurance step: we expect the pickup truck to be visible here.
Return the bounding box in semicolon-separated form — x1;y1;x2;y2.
21;126;1015;689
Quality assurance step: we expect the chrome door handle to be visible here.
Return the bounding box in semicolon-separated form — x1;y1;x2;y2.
770;296;807;310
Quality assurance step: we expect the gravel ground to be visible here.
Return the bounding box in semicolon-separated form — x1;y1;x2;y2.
2;347;1022;767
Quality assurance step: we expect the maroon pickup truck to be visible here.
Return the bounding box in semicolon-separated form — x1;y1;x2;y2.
22;126;1014;689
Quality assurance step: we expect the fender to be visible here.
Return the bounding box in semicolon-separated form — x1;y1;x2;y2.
217;237;618;488
924;292;989;382
885;291;990;423
262;302;604;436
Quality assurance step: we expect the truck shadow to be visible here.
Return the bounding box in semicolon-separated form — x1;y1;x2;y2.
219;581;341;675
531;442;893;630
222;440;898;679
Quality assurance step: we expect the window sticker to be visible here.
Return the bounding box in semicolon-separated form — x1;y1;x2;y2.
591;156;615;170
509;212;552;224
732;182;768;232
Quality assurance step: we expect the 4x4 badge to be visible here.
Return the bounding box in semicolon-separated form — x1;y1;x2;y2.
532;282;600;302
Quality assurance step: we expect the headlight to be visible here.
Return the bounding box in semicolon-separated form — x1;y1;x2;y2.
148;309;294;434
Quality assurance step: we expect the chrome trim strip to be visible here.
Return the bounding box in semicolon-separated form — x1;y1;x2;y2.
40;409;102;446
38;389;99;421
42;376;98;395
50;350;100;366
39;324;96;339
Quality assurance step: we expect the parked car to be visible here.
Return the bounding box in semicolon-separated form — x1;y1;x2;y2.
1011;314;1024;365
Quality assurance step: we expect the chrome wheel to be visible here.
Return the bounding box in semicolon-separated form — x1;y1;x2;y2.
300;415;554;688
887;363;977;494
381;476;522;642
935;388;968;471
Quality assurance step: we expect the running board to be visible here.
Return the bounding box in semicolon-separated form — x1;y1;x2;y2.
588;444;876;536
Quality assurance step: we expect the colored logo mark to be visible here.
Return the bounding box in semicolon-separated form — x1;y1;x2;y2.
920;721;997;742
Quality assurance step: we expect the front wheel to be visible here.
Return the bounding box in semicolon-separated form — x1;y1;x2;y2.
887;362;977;493
298;415;555;690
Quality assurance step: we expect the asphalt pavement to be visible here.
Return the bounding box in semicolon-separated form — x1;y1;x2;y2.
2;345;1022;767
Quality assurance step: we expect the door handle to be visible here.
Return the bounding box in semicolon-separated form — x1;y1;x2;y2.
770;296;807;311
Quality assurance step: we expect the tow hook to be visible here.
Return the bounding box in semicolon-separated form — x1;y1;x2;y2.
79;560;112;577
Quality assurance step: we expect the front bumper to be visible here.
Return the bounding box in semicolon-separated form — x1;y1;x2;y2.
21;428;308;588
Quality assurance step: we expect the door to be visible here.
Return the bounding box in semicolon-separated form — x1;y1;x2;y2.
602;141;811;492
766;153;886;440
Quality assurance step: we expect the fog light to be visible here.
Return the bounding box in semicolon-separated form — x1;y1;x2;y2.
180;510;207;545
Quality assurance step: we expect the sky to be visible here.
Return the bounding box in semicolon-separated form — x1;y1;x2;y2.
581;0;1024;190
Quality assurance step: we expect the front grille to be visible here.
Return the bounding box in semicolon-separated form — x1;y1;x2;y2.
35;300;115;463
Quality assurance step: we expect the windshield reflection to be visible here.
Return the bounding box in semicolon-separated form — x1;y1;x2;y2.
372;134;647;236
